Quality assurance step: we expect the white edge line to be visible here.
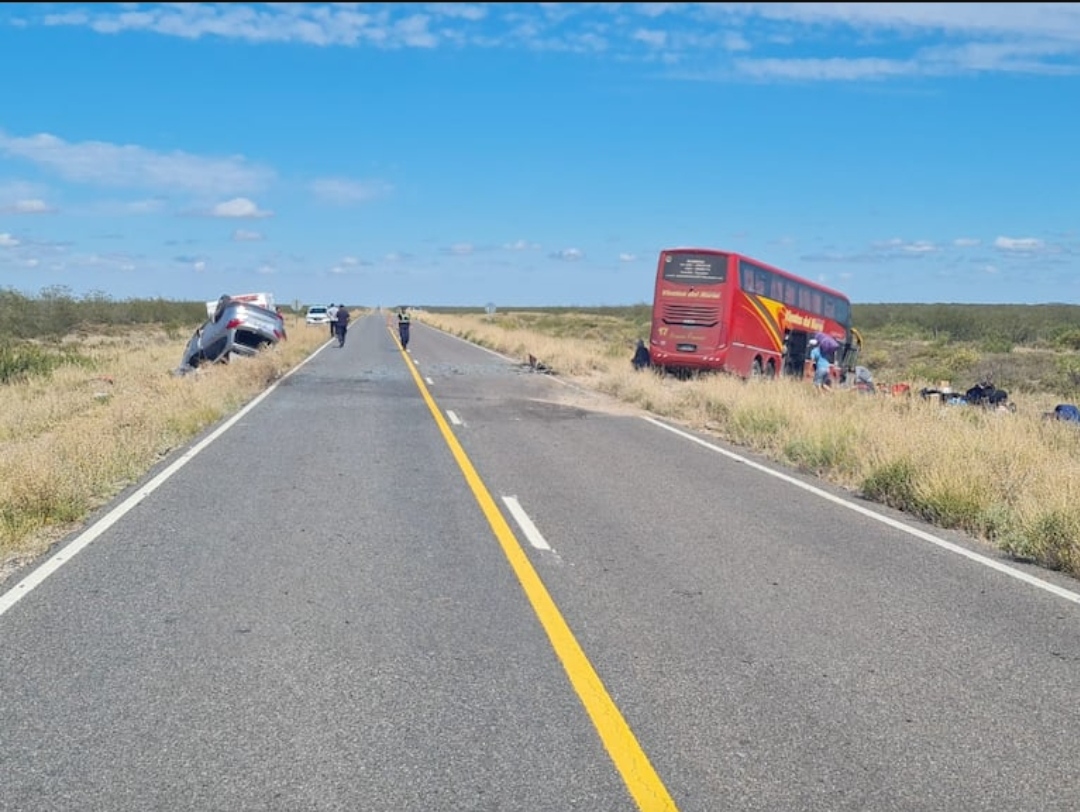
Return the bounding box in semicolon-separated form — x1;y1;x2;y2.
502;495;552;551
446;409;462;426
0;347;326;618
643;416;1080;607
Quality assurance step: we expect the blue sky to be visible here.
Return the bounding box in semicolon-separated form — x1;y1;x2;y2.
1;3;1079;309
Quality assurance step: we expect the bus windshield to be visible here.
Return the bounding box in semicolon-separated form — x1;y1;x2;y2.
663;251;727;284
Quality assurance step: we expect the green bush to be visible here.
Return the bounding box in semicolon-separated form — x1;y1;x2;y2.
0;285;205;340
861;459;918;510
783;433;855;475
731;405;788;444
0;342;96;384
1054;329;1080;351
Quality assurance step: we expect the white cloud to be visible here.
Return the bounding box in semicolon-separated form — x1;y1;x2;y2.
551;247;584;261
309;177;392;205
901;240;938;254
723;32;751;52
231;228;264;242
123;198;167;214
448;242;474;256
618;252;637;262
0;233;19;247
734;56;920;82
5;198;54;214
86;197;168;216
0;180;44;195
864;237;939;256
954;237;981;247
0;129;274;195
504;239;540;251
995;235;1045;251
632;28;667;48
29;3;1080;81
435;4;488;23
39;4;450;48
207;197;272;219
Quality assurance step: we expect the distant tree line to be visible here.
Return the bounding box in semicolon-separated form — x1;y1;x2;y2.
853;303;1080;349
427;302;1080;350
5;290;1080;351
0;286;209;341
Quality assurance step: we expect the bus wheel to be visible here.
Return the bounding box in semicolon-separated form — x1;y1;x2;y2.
751;358;764;378
767;359;777;378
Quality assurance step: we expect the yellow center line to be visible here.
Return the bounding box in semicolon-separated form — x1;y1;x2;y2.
391;328;679;812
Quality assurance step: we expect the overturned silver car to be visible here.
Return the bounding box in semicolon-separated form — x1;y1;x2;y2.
179;294;287;370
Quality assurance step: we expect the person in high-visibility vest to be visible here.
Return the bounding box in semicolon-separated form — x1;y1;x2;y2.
397;307;411;349
335;304;350;347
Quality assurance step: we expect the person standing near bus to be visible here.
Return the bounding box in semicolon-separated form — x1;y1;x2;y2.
631;338;651;370
397;306;411;350
809;338;832;390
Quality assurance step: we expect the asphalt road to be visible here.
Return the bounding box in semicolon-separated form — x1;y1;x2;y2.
2;312;1079;812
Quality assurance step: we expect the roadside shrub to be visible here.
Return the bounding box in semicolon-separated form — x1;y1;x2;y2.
1022;510;1080;572
912;485;987;532
908;345;981;384
1050;356;1080;395
979;336;1014;354
783;432;855;476
860;459;918;511
0;342;97;384
1054;329;1080;351
731;405;788;445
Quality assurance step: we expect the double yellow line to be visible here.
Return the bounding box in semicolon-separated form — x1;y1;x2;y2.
392;329;679;811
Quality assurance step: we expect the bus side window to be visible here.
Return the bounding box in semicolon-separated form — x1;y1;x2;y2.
771;276;784;301
740;263;753;291
798;285;812;311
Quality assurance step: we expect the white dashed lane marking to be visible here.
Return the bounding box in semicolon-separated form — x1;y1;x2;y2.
501;496;552;552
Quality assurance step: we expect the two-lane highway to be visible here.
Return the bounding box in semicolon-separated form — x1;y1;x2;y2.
3;313;1079;811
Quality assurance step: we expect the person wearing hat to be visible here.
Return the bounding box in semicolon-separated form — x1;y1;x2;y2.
809;337;832;389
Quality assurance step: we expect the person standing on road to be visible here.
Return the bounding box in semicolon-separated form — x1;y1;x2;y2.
397;306;411;350
327;303;339;338
335;304;351;347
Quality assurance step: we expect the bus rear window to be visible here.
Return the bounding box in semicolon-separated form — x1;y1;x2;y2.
663;252;727;283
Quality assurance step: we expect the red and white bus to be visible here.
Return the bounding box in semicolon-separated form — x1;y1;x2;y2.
648;248;859;378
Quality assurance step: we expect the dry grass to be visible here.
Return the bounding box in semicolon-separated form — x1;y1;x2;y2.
0;317;330;580
420;311;1080;580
